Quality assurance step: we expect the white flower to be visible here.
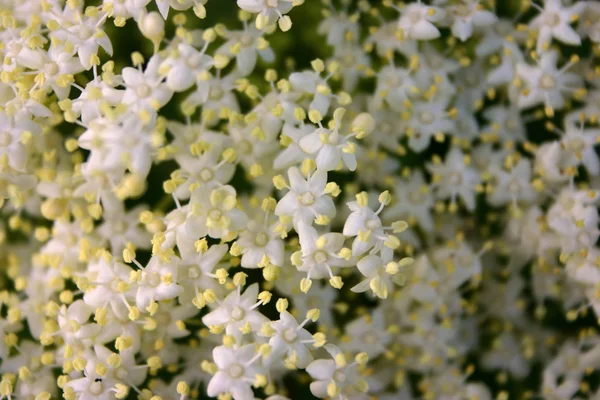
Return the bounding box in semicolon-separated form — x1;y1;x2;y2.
202;283;269;337
0;113;41;171
160;43;213;91
83;258;134;320
177;243;228;303
487;158;537;207
404;98;455;152
384;172;435;232
172;148;236;200
397;2;445;40
516;51;582;112
207;344;266;400
560;124;600;176
98;203;150;255
294;222;350;281
121;54;173;113
534;141;573;184
373;65;415;112
482;105;527;143
187;185;248;239
547;188;600;254
237;0;294;31
289;70;334;116
342;308;391;358
186;71;241;126
265;310;314;368
481;332;531;378
530;0;586;53
274;167;335;226
64;373;114;400
51;13;113;70
236;218;284;268
306;344;369;399
135;255;183;309
299;115;359;171
351;252;409;299
427;147;481;211
217;26;274;76
449;0;497;42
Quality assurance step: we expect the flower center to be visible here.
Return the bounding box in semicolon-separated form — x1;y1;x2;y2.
313;250;328;264
187;54;203;68
495;22;510;36
449;172;463;185
113;220;127;233
342;53;355;67
147;272;161;287
409;191;423;204
116;368;128;380
209;209;222;221
187;265;201;279
254;232;269;247
79;25;93;40
239;139;253;154
334;370;347;382
381;123;392;134
299;192;315;206
362;331;378;345
539;73;556;90
265;0;278;7
209;86;223;100
89;381;103;396
283;328;298;343
465;75;479;87
230;306;245;321
30;357;42;372
419;111;435;125
567;138;585;152
240;34;253;47
199;168;214;182
136;84;152;98
366;218;380;230
544;12;561;27
156;312;172;326
44;62;59;76
505;118;518;132
228;363;244;378
508;180;521;194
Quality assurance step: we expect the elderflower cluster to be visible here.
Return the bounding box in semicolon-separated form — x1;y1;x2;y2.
3;0;600;399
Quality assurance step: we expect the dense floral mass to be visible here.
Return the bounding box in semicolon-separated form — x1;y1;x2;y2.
3;0;600;398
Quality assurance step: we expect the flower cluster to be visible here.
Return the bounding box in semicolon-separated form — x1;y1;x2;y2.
2;0;600;399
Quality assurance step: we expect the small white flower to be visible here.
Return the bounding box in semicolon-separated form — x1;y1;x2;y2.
207;344;266;400
449;0;497;42
237;218;284;268
530;0;586;53
294;222;350;280
136;255;183;309
188;185;248;239
275;167;335;226
306;344;368;399
160;43;213;91
265;310;314;368
397;2;445;40
342;308;391;358
516;51;582;112
202;283;269;337
427;147;481;211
